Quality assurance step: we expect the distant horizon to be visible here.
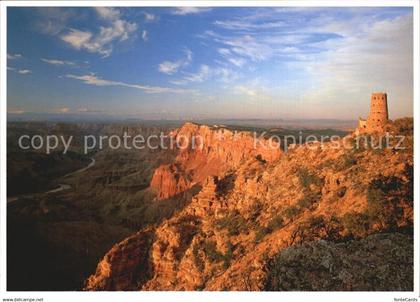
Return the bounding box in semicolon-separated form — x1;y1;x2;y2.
7;112;361;122
6;113;365;131
6;111;413;122
7;7;413;119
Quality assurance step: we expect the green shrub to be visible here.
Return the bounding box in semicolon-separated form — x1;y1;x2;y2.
203;240;225;263
223;242;234;269
392;117;413;136
249;201;263;219
340;212;371;238
203;240;234;269
267;215;284;231
296;168;322;189
192;242;205;272
215;213;248;236
254;214;285;243
254;226;270;242
297;191;320;209
322;159;335;169
290;215;343;244
343;153;357;167
283;206;301;220
365;175;407;230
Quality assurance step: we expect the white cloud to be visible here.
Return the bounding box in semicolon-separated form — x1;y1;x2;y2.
94;7;120;20
234;85;257;97
233;78;272;101
143;12;156;22
159;62;180;75
66;73;196;94
18;69;32;74
41;58;76;66
201;9;413;118
183;64;211;82
172;65;240;85
61;29;93;50
218;48;231;57
35;8;76;35
214;19;285;31
204;32;274;62
8;67;32;75
228;57;246;67
221;35;273;61
158;49;192;74
142;30;148;41
7;53;22;60
171;7;212;15
201;11;348;67
302;14;413;118
60;8;137;57
206;11;308;64
217;48;246;68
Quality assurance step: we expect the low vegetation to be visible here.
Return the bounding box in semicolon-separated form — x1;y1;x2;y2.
202;240;233;269
215;212;248;236
254;215;285;243
296;167;323;189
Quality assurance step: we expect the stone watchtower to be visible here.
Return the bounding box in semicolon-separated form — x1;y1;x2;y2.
356;92;389;134
367;92;388;132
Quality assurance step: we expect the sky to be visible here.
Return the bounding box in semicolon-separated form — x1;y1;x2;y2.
7;7;413;120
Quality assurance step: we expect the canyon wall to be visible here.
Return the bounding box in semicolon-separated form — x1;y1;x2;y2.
150;123;281;200
85;121;413;291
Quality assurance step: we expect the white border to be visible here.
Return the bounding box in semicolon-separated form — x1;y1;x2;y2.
0;1;418;302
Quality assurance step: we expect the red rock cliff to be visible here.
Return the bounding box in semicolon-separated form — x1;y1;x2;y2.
150;123;281;200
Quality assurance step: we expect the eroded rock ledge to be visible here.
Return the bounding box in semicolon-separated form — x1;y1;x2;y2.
84;228;154;291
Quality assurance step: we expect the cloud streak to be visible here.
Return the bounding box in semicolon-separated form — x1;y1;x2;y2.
41;58;77;66
7;53;22;60
8;67;32;74
142;30;148;41
158;49;192;74
302;14;413;118
172;64;240;85
171;7;212;15
66;73;196;94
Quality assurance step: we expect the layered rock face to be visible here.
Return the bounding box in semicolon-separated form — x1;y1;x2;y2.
150;123;281;200
85;229;154;291
85;121;413;291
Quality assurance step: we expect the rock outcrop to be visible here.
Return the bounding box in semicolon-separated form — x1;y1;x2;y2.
150;123;281;200
84;229;154;291
85;120;413;291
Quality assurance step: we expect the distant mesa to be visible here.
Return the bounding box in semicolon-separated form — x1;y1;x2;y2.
356;92;389;135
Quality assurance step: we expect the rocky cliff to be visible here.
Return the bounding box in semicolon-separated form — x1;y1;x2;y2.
150;123;281;200
85;120;413;291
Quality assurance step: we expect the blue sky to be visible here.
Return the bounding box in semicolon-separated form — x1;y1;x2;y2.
7;7;413;120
